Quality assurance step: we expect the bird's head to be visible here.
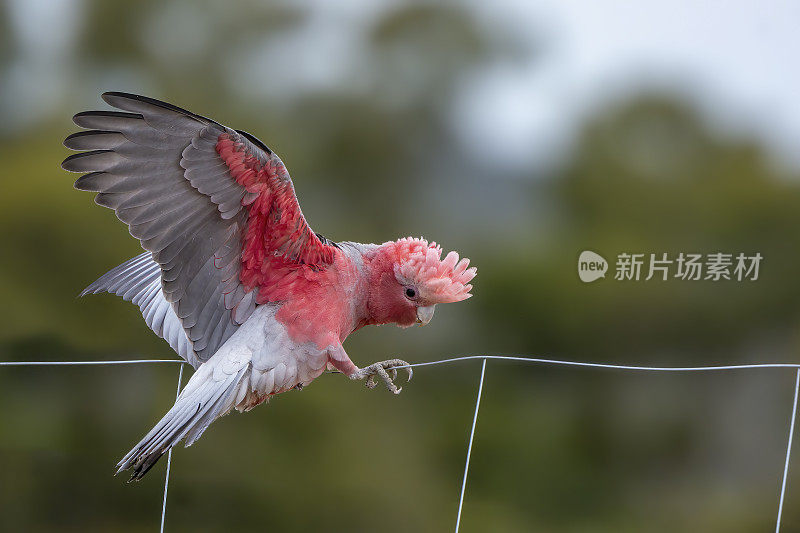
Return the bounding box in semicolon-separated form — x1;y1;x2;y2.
366;237;476;328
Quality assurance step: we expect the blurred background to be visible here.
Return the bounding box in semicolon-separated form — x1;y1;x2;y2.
2;0;800;531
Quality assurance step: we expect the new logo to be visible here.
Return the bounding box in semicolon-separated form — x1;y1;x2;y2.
578;250;608;283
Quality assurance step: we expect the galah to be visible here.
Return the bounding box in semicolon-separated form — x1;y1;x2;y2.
61;93;476;481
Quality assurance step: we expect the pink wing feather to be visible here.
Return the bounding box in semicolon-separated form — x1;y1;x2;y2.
64;92;338;364
215;133;337;293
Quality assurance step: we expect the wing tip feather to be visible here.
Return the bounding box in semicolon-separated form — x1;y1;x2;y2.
102;91;216;126
64;130;120;150
72;109;142;126
61;150;114;173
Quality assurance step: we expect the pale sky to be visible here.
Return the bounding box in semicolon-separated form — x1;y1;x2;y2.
454;0;800;171
4;0;800;171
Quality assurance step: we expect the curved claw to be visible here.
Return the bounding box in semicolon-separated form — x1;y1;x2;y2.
355;359;413;395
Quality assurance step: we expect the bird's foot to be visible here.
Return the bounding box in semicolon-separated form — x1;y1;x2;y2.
352;359;413;395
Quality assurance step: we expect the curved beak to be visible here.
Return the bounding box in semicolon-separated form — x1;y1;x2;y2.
416;305;435;326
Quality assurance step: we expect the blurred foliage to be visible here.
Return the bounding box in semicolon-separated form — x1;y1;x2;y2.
1;1;800;532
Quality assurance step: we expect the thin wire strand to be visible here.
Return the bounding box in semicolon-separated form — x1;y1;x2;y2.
160;364;184;533
455;358;487;533
400;355;800;372
0;359;185;366
776;369;800;533
3;355;800;371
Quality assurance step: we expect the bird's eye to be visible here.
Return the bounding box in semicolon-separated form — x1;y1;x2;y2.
405;287;417;299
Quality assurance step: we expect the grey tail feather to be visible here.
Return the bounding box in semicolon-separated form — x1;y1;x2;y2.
116;362;250;481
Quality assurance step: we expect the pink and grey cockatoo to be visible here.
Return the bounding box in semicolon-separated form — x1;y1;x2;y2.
61;93;476;481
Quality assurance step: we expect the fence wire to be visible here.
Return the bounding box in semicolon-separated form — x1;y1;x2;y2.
2;354;799;532
160;364;184;533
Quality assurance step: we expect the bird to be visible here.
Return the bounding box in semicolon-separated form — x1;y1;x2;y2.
61;92;477;481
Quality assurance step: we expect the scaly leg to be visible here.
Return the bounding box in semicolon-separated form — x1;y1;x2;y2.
327;346;413;395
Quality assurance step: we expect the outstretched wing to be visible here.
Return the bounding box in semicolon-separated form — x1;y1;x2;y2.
63;92;338;365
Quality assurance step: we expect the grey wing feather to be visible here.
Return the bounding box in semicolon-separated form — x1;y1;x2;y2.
82;253;200;367
63;92;268;363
